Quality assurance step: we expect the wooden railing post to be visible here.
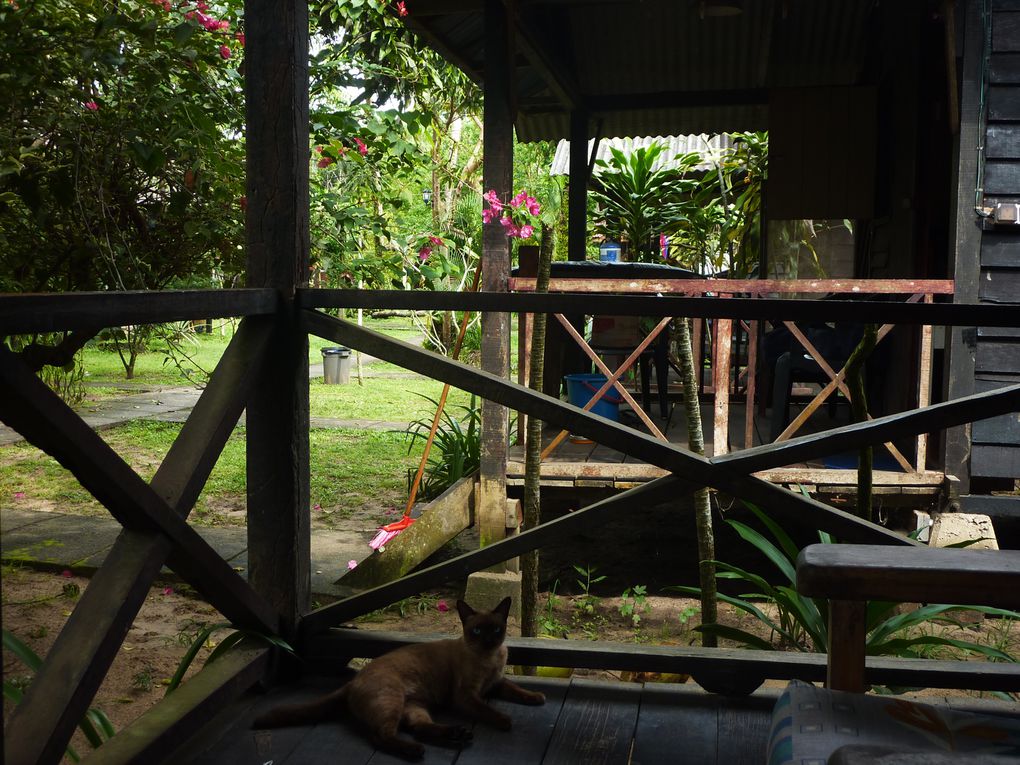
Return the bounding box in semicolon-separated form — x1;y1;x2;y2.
244;0;311;633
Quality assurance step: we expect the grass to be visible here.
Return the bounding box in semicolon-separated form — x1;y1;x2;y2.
1;420;424;525
309;377;472;422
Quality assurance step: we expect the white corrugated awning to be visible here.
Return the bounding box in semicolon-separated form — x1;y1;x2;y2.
550;134;734;176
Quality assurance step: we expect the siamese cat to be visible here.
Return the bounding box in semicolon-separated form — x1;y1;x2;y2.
253;596;545;760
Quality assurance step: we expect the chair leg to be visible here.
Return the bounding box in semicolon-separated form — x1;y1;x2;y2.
770;352;793;442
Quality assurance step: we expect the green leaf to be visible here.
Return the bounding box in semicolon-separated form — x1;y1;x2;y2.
165;621;230;695
3;629;42;672
173;21;197;46
695;623;775;650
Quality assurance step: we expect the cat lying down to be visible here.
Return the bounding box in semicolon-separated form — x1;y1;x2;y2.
253;596;545;761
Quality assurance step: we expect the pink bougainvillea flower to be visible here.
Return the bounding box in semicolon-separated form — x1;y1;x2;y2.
317;156;334;168
236;32;245;47
418;246;432;261
428;235;443;246
354;137;368;156
347;559;358;570
396;1;408;16
313;503;322;511
509;190;528;209
499;216;520;237
526;197;541;216
162;586;173;596
61;570;72;578
13;491;25;499
196;0;209;10
482;189;503;210
239;195;247;212
481;207;496;224
184;10;195;19
518;224;535;239
219;45;231;59
84;100;99;111
437;600;449;613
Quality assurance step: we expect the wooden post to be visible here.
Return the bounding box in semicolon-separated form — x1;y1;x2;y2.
944;0;984;494
479;0;513;553
826;600;868;692
244;0;311;633
917;295;934;471
713;306;733;456
568;109;589;262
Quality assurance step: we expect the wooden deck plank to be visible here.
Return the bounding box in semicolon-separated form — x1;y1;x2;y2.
453;677;569;765
630;684;721;765
541;679;640;765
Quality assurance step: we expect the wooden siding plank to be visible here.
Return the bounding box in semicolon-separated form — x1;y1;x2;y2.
971;443;1020;476
980;230;1020;266
959;494;1020;518
989;85;1020;119
979;268;1020;303
984;159;1020;194
0;289;276;335
990;52;1020;83
453;677;569;765
630;685;720;765
78;646;270;765
512;278;956;295
1;320;278;765
994;11;1020;51
298;290;1020;329
0;348;279;631
975;339;1020;372
542;679;640;765
986;124;1020;158
978;325;1020;337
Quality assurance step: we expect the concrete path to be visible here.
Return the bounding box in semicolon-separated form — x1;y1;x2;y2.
1;506;368;598
0;336;428;595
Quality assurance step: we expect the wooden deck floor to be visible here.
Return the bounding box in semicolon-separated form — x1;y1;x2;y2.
180;677;777;765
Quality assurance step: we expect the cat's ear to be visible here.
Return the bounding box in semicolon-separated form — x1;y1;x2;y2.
455;599;474;623
494;596;512;620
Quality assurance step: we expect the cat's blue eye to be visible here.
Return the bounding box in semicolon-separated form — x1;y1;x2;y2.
472;627;481;634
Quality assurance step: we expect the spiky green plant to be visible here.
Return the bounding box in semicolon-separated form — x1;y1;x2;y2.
672;505;1019;664
403;394;481;501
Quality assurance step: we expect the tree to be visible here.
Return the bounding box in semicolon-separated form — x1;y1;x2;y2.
1;0;246;376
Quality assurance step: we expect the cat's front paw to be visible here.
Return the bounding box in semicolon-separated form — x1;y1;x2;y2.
524;691;546;705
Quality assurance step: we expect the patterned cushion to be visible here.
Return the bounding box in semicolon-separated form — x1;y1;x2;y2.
767;680;1020;765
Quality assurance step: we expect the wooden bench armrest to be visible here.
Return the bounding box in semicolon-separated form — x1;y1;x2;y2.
795;544;1020;692
797;544;1020;610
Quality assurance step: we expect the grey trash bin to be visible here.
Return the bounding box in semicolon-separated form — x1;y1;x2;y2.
321;347;351;384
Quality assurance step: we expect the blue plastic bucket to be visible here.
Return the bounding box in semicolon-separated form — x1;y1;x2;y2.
564;373;622;421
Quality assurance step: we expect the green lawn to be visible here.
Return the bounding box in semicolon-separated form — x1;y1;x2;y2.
0;420;424;526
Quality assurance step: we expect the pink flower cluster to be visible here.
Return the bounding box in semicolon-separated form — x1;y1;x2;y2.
417;235;444;261
152;0;237;59
482;189;540;239
314;137;368;169
396;1;407;16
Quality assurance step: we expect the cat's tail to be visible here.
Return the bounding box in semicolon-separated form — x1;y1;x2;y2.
251;685;349;729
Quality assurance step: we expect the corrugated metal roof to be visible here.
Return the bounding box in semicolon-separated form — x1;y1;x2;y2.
549;134;734;176
404;0;881;142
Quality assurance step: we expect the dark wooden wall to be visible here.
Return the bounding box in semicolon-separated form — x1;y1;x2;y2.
970;3;1020;488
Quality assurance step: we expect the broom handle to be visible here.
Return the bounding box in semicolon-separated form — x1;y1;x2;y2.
404;265;482;515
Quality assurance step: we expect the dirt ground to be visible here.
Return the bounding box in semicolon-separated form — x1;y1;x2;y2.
4;566;1018;763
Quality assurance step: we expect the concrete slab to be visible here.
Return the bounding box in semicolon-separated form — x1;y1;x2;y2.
1;508;55;533
1;512;120;570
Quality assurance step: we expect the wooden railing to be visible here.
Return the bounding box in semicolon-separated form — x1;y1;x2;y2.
2;288;1019;764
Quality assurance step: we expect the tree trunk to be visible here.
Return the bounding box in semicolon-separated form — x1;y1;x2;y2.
521;223;554;653
845;323;878;522
673;317;717;647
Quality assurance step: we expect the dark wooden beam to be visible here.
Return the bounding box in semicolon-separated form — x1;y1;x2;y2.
297;288;1020;327
479;0;515;551
307;628;1020;694
2;318;278;765
945;0;987;492
714;383;1020;474
77;645;270;765
0;349;280;632
798;544;1020;609
513;8;582;110
244;0;311;635
0;289;277;335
